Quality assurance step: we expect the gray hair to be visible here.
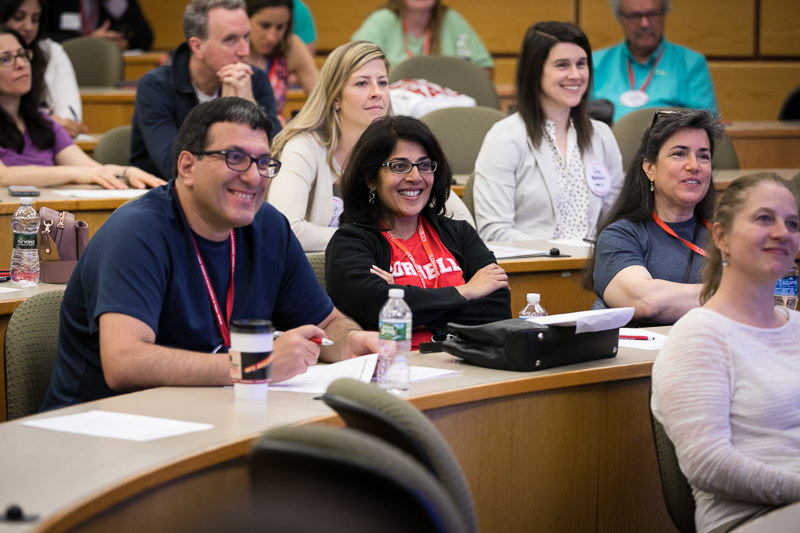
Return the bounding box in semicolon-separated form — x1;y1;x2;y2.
609;0;670;19
183;0;246;41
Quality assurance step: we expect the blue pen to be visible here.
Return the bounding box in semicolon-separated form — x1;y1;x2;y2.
68;106;79;121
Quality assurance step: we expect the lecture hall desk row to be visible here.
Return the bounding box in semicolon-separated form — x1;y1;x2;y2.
0;324;677;533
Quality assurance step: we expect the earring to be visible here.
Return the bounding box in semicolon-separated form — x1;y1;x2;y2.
334;104;340;112
649;181;654;192
722;254;729;267
368;189;375;204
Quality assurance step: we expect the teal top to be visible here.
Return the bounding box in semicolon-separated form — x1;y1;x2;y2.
592;39;717;123
351;8;493;69
293;0;316;44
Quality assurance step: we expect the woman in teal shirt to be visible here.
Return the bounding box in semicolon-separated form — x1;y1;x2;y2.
352;0;492;69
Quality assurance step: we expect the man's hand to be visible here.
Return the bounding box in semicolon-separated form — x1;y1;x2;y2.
338;330;380;359
90;20;129;50
218;63;255;102
269;325;326;382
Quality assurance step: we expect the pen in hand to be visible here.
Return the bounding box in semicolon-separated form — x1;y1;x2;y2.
274;330;334;346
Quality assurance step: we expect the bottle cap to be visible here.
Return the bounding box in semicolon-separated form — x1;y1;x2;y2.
19;197;32;205
388;288;405;298
526;293;540;303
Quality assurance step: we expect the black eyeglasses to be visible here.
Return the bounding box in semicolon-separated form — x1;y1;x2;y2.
0;49;33;68
192;150;281;179
618;9;664;22
381;160;437;174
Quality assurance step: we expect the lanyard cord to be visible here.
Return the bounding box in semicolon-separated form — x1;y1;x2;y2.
651;211;711;258
385;219;440;289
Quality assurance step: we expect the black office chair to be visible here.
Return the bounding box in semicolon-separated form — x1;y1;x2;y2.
323;378;478;533
242;424;468;532
778;85;800;120
649;389;697;533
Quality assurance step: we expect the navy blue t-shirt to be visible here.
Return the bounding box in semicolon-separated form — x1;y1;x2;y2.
592;216;708;309
41;181;333;410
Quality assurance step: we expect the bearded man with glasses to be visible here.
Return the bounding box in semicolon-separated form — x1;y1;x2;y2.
591;0;717;122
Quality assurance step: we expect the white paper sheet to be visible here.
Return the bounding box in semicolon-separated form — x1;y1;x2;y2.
488;244;548;259
50;189;149;199
410;366;461;382
526;307;634;333
270;353;379;394
618;327;667;351
21;410;213;441
547;238;592;248
0;286;21;293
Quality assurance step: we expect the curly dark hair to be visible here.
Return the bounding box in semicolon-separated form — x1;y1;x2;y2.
339;115;452;230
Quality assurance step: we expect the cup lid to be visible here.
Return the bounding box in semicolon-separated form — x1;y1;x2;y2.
231;319;274;333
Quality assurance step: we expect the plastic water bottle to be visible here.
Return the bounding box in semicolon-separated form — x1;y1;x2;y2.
378;288;412;394
10;197;39;286
518;293;547;319
774;262;799;310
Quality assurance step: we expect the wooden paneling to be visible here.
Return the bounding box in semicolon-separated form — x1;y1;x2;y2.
760;0;800;56
710;61;800;121
138;0;185;51
81;90;136;134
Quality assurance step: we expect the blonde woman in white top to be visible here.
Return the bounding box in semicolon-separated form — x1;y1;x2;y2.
652;173;800;533
269;40;473;252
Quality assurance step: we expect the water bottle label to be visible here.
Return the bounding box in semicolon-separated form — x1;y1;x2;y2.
13;233;36;249
379;320;410;341
774;275;799;297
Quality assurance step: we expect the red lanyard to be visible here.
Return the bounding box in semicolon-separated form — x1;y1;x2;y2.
402;21;431;58
385;219;440;288
189;230;236;348
651;211;711;258
80;1;99;36
626;48;665;93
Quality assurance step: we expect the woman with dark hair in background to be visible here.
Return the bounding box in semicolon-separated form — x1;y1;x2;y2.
653;173;800;533
0;26;163;188
585;109;724;325
246;0;317;123
473;21;623;242
326;115;510;347
1;0;86;137
351;0;492;69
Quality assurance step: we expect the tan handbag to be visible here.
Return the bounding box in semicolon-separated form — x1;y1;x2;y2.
38;207;89;283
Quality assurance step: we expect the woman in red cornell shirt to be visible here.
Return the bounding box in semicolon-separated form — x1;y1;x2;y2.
325;115;511;347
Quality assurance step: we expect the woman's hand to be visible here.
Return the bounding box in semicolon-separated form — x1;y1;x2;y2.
370;265;394;284
124;167;167;189
76;166;129;189
51;115;88;138
456;264;509;301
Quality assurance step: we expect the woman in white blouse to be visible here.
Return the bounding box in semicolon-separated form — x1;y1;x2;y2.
2;0;86;137
473;21;622;242
269;40;472;252
652;173;800;533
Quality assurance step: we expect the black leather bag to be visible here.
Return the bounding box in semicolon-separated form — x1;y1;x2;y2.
441;319;619;372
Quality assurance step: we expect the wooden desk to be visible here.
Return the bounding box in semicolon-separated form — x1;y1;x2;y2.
727;121;800;169
80;89;136;134
0;283;65;423
0;341;674;533
123;52;165;81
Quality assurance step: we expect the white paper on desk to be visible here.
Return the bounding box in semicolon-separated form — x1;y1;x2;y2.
0;286;20;293
75;133;98;142
547;238;591;248
21;410;213;441
410;366;461;382
270;353;378;394
488;244;547;259
50;189;149;199
618;327;667;351
526;307;634;334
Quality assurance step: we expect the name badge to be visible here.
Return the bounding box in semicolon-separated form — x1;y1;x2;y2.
585;161;611;197
619;89;649;108
59;12;81;32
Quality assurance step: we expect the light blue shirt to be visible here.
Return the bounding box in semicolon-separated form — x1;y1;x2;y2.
592;39;717;122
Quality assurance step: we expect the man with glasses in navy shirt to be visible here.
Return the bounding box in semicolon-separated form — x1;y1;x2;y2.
592;0;717;123
42;98;378;410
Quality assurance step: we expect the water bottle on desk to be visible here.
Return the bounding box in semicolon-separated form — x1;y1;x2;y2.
774;262;799;310
378;288;412;394
11;197;39;286
519;293;547;319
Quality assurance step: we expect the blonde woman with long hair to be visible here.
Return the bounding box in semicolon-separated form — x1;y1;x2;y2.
269;40;472;252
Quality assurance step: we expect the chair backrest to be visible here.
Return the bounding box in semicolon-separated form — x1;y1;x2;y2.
323;378;478;533
306;252;326;293
390;55;500;109
778;85;800;120
92;125;132;165
649;390;697;533
245;425;468;532
4;289;65;420
421;106;506;175
62;36;123;87
461;171;476;219
611;107;740;173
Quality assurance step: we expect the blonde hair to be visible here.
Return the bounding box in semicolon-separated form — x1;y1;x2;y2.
272;41;389;176
385;0;446;55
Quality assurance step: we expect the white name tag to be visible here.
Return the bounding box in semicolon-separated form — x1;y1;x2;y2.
585;161;612;197
59;12;82;32
619;89;649;108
